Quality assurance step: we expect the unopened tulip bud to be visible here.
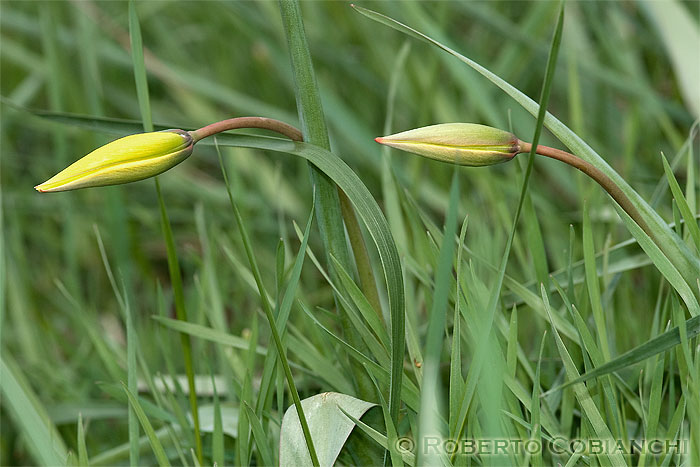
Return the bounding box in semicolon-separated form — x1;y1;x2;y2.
35;130;194;193
375;123;520;167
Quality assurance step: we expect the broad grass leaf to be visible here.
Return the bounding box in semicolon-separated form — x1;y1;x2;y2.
279;392;375;467
196;404;239;439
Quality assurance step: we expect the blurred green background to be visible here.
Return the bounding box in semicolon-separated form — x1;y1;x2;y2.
1;1;698;465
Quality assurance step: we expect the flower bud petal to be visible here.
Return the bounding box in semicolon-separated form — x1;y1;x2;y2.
35;130;194;192
375;123;520;166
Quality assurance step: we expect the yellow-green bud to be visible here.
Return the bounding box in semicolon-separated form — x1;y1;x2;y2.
35;130;194;192
375;123;520;167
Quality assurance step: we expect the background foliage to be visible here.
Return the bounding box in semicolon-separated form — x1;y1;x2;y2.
1;1;699;465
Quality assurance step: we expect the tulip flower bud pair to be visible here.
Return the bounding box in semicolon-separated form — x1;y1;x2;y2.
35;122;518;193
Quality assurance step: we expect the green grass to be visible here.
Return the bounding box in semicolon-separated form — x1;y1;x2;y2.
1;1;699;465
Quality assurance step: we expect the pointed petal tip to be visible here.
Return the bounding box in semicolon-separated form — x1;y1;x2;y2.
374;137;385;144
35;181;57;193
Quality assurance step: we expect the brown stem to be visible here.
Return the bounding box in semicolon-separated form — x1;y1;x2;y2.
191;117;303;143
519;140;654;240
339;193;383;318
191;116;385;322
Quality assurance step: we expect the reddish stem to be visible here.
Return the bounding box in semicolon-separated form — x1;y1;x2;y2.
191;117;303;143
519;140;654;240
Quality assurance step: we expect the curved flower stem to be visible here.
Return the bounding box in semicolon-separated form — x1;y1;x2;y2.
191;116;303;143
519;141;654;242
193;117;384;320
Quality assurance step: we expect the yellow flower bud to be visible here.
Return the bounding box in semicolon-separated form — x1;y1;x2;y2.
35;130;194;193
375;123;520;167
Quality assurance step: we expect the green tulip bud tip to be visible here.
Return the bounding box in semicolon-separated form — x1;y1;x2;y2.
35;130;194;193
375;123;521;167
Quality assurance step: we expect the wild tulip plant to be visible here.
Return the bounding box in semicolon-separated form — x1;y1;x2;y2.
38;121;654;255
376;123;655;244
12;2;699;467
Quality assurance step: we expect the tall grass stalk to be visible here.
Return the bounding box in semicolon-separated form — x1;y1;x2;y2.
278;0;383;408
129;1;202;462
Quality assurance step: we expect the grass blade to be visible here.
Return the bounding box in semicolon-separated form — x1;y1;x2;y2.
640;0;700;119
543;313;700;393
153;316;265;352
125;289;139;465
613;201;700;315
449;215;468;437
224;134;406;410
77;413;88;466
527;332;547;467
215;139;320;467
128;0;152;133
243;402;275;467
331;255;390;353
128;2;201;461
449;5;565;450
662;153;700;249
154;178;202;459
541;285;626;467
121;383;171;467
338;408;415;466
365;367;403;467
255;203;316;420
416;170;459;466
210;373;224;467
583;201;612;360
279;1;390;422
0;354;68;466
